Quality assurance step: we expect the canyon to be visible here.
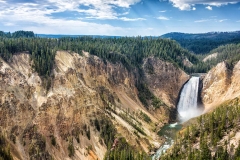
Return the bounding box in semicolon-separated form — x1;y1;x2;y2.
0;51;188;160
0;49;240;160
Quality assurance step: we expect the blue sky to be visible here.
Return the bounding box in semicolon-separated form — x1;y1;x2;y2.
0;0;240;36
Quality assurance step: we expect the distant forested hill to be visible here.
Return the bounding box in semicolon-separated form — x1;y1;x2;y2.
36;34;121;39
0;30;35;38
161;31;240;54
201;43;240;69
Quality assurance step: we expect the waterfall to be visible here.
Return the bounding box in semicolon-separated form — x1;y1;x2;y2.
152;77;203;160
177;76;202;122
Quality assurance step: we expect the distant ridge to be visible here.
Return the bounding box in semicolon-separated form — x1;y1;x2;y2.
0;30;34;38
36;34;121;39
161;31;240;39
1;30;240;55
160;31;240;54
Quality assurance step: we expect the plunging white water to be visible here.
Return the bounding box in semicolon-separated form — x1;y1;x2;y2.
177;77;202;122
152;77;202;160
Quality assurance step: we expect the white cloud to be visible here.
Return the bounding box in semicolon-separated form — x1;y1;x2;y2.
192;7;196;10
157;16;169;20
0;0;144;35
169;1;192;10
218;19;227;22
194;18;228;23
159;10;167;12
169;0;240;10
3;22;16;26
0;0;141;20
147;28;154;30
206;6;212;10
119;17;146;21
120;12;130;16
194;19;210;23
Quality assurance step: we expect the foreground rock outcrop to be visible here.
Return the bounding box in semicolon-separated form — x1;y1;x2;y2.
0;51;188;160
202;60;240;110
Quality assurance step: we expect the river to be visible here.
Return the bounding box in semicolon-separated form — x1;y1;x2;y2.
152;76;203;159
152;122;182;160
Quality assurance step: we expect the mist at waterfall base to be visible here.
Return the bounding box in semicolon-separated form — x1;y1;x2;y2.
177;77;203;123
152;77;203;159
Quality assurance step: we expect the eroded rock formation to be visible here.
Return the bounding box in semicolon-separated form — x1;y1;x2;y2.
0;51;189;160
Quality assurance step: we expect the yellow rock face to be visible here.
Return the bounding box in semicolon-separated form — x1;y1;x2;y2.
202;60;240;111
0;51;189;160
143;57;189;107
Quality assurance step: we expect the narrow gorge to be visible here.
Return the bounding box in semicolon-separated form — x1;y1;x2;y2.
0;31;240;160
153;76;203;159
0;50;189;160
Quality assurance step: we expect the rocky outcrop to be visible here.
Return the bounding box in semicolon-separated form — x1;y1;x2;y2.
143;57;189;107
202;60;240;110
202;52;218;62
0;51;189;160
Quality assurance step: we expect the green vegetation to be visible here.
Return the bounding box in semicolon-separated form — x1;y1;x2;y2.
9;134;16;144
203;43;240;68
93;115;149;159
28;134;49;159
0;36;56;89
50;135;56;146
99;117;117;148
139;111;152;123
22;125;52;159
83;124;91;140
94;119;101;132
184;43;240;73
0;135;13;160
1;30;240;160
162;97;240;160
68;140;75;157
104;137;150;160
137;83;153;107
0;30;35;38
137;83;167;109
1;30;240;78
1;30;239;95
86;127;91;140
151;97;165;109
119;112;146;136
101;94;147;136
0;30;199;78
161;31;240;54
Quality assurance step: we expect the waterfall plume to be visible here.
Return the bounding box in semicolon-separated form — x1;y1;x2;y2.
177;77;202;122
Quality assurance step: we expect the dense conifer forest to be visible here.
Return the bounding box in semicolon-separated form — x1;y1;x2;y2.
161;97;240;160
0;31;200;78
202;43;240;68
1;30;240;78
0;31;35;38
161;31;240;54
